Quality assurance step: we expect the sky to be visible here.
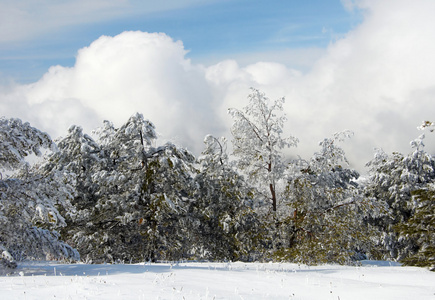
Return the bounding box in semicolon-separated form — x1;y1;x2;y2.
1;0;434;172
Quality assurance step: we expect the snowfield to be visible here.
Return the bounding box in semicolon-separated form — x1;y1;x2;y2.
1;261;434;300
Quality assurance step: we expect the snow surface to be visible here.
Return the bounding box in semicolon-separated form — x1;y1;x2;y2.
1;261;434;299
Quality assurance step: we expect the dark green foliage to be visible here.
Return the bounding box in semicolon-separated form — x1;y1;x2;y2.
191;135;262;261
364;135;435;261
42;114;196;263
275;132;384;265
396;187;435;270
278;170;381;265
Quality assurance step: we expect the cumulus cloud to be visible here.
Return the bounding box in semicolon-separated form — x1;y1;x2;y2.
292;0;435;166
1;0;435;171
1;32;221;153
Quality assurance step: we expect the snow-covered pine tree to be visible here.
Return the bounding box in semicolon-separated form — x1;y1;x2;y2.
365;133;435;261
41;113;196;263
137;142;196;262
192;135;262;261
0;117;79;273
395;184;435;270
280;131;385;264
392;121;435;270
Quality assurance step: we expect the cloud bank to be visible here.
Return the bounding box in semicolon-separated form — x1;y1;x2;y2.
1;0;435;171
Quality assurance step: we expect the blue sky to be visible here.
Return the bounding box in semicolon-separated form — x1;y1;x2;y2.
0;0;361;83
1;0;434;171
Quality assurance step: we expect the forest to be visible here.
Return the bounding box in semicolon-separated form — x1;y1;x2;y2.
1;89;434;274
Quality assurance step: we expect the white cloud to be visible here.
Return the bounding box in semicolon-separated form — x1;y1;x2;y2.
1;0;435;171
294;0;435;166
1;31;220;153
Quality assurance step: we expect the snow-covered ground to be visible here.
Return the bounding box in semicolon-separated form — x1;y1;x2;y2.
1;261;434;299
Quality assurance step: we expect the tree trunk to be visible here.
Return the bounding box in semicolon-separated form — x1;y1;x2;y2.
268;161;277;212
270;183;277;211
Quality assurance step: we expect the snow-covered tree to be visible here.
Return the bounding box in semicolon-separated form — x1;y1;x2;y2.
228;88;298;212
136;142;196;262
395;185;435;270
365;133;435;260
41;114;196;263
192;135;262;260
390;122;435;269
279;131;384;264
0;118;79;273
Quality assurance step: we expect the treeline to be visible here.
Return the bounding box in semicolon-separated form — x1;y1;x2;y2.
1;90;434;272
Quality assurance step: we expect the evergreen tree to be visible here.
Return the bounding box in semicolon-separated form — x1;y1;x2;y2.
41;114;196;263
279;131;384;264
0;117;79;273
393;121;435;270
192;135;262;260
365;133;435;260
396;185;435;270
